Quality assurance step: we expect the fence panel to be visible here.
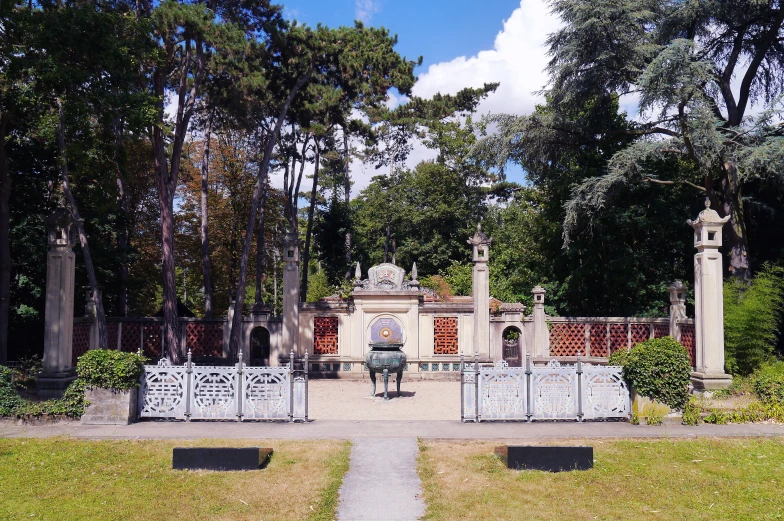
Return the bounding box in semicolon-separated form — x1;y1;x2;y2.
462;355;630;422
138;352;307;422
478;361;527;421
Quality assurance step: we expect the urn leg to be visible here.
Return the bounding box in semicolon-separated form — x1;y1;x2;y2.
369;370;377;396
396;370;403;396
383;368;389;400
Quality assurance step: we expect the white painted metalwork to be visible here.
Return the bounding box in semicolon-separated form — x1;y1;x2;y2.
531;359;579;419
138;350;308;422
581;364;630;419
138;359;188;419
461;353;630;422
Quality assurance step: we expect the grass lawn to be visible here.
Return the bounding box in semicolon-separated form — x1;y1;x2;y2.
0;437;350;521
419;438;784;521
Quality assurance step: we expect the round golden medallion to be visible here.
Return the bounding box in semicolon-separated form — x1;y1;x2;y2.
381;328;392;338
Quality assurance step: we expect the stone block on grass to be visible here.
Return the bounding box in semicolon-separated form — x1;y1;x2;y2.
172;447;273;471
495;446;593;472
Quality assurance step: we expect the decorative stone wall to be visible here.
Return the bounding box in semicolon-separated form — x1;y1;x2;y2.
313;317;339;354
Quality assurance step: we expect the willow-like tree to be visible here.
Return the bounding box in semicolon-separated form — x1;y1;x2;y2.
478;0;784;280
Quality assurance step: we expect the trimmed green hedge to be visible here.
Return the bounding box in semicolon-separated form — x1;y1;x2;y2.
623;337;692;410
77;350;147;390
607;348;629;367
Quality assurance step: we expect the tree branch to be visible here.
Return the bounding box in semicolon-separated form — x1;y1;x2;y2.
643;177;706;191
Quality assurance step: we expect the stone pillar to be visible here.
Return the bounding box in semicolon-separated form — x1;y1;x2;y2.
36;209;78;398
531;286;549;359
468;225;491;359
668;280;687;341
282;228;302;356
687;200;732;390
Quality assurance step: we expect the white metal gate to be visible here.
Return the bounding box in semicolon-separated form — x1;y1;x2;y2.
139;350;308;422
461;354;629;422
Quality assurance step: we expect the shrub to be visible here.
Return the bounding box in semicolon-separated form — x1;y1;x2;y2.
681;396;703;426
623;337;692;410
76;350;147;390
0;366;24;416
724;264;784;376
306;269;334;303
608;349;629;367
753;372;784;404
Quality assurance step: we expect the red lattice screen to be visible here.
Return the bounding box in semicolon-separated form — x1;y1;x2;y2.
72;322;91;366
589;324;607;357
143;323;162;358
105;323;118;350
680;323;696;367
314;317;339;354
186;322;224;357
434;317;458;354
630;323;650;347
120;323;141;353
653;324;669;339
549;323;585;356
608;324;628;354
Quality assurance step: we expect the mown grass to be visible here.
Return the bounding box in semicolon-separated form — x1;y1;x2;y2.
418;438;784;521
0;437;351;521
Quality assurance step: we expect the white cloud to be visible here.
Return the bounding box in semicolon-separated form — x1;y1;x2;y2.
411;0;561;117
355;0;380;24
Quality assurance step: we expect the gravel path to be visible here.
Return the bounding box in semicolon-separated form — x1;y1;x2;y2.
337;438;425;521
308;380;459;421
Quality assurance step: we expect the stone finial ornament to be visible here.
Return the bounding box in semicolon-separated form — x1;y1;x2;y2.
411;262;418;281
354;262;361;280
47;208;76;250
467;223;492;246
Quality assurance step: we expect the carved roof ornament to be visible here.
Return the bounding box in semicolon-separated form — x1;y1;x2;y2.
354;262;420;292
467;223;492;246
47;208;76;250
687;198;731;228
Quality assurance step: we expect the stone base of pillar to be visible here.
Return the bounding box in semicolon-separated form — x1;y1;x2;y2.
251;302;271;319
35;369;77;399
690;371;732;391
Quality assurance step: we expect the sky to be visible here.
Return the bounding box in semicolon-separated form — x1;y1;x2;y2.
270;0;564;193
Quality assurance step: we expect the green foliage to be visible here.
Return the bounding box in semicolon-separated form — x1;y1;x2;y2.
703;401;784;424
681;396;703;426
607;349;629;367
623;337;692;409
724;265;784;375
751;363;784;404
0;367;24;416
306;269;334;303
76;350;147;390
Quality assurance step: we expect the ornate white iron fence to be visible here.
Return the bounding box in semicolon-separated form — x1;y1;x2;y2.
461;353;629;422
139;350;308;422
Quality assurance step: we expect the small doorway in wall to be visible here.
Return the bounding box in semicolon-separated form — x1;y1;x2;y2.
251;327;271;366
502;326;522;367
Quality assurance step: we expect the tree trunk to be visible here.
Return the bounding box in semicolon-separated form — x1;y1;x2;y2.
342;128;352;278
112;117;130;317
301;142;320;299
722;162;751;280
227;65;313;361
200;110;214;317
254;153;268;305
291;135;308;230
57;100;108;351
0;114;11;364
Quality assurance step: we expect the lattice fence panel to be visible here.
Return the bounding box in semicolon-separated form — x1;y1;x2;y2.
186;322;224;357
120;323;141;353
105;323;118;350
608;324;628;354
143;323;162;358
434;317;458;354
630;324;650;346
653;324;669;339
549;323;584;356
589;324;607;357
680;323;695;367
72;322;91;366
314;317;339;354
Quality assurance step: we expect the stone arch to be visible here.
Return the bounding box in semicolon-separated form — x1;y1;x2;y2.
250;327;271;366
502;326;522;367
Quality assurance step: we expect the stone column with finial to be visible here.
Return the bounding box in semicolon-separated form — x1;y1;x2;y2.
282;227;302;356
668;280;687;341
531;285;549;359
468;224;491;359
36;208;78;398
687;199;732;390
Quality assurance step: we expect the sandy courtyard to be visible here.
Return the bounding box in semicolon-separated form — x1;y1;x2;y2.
307;379;461;421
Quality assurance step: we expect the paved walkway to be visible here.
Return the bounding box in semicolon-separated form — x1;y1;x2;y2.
3;419;784;439
337;438;425;521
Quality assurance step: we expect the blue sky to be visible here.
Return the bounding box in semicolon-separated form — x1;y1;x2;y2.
283;0;522;72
